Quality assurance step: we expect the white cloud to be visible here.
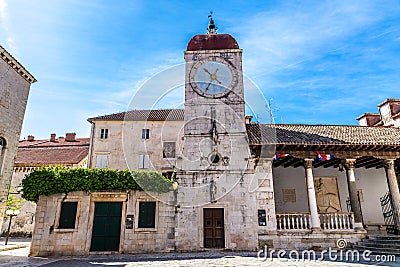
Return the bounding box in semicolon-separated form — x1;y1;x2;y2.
0;0;16;53
233;1;392;77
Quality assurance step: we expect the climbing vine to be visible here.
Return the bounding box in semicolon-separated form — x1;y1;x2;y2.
21;167;171;203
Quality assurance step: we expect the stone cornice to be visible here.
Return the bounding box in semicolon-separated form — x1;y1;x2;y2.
0;45;37;84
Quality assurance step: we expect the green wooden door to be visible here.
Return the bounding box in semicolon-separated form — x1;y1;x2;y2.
90;202;122;252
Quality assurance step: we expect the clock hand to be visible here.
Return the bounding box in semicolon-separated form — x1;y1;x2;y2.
203;68;212;76
204;81;212;92
214;77;222;84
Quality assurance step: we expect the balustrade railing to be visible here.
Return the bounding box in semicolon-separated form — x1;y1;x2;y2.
276;212;354;231
276;213;311;230
319;212;354;230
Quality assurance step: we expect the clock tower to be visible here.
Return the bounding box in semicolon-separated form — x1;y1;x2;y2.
175;16;258;251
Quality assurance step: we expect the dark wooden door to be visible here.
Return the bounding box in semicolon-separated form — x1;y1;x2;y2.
204;208;225;248
90;202;122;251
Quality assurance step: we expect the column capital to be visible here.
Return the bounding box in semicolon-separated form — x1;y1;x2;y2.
343;159;356;170
384;159;396;170
303;158;314;169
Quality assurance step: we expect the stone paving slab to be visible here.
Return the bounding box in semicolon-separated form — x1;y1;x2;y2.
0;239;399;267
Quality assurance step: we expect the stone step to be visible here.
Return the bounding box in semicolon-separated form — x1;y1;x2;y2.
353;245;400;256
357;241;400;249
367;235;400;241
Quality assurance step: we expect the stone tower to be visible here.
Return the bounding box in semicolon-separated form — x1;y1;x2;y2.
174;17;258;251
0;46;36;231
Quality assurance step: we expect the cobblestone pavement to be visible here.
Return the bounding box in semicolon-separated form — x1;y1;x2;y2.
1;247;400;267
0;238;399;267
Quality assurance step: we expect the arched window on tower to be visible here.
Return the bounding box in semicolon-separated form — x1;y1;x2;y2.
0;137;6;175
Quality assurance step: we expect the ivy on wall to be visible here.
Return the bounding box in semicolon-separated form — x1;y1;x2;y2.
21;167;172;203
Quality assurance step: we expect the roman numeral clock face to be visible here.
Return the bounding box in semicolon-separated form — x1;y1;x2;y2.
189;57;238;98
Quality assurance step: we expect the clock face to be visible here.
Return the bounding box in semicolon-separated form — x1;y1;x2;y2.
189;58;237;98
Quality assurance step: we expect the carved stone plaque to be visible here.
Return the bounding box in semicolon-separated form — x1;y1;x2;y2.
163;142;176;158
314;177;342;213
283;189;296;203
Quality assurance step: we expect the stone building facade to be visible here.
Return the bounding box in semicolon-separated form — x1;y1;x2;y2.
0;45;36;231
2;133;89;236
30;20;400;256
357;98;400;127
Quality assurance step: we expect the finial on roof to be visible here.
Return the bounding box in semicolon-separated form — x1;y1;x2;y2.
207;11;218;34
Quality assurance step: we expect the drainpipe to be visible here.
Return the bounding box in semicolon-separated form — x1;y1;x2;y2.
87;122;95;168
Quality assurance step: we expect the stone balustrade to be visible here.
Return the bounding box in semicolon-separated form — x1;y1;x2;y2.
276;213;311;230
276;212;355;231
319;212;354;230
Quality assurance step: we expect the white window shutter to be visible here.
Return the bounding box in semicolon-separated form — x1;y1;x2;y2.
138;155;144;168
144;155;150;168
138;154;149;169
95;155;108;168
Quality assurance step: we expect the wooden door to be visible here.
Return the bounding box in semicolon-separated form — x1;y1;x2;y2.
204;208;224;248
90;202;122;252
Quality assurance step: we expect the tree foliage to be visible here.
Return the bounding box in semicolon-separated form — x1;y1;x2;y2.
21;167;172;203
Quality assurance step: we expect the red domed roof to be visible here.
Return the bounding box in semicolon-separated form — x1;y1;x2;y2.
186;34;239;51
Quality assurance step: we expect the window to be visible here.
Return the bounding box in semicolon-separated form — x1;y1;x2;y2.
0;137;5;175
58;202;78;229
138;154;150;169
141;129;150;139
163;142;176;158
138;202;156;228
100;129;109;139
95;154;109;168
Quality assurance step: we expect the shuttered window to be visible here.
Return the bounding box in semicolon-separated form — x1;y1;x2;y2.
138;154;150;169
59;202;78;229
138;202;156;228
95;154;109;168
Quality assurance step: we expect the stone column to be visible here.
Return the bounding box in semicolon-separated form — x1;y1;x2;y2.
304;159;320;230
385;159;400;231
344;159;364;230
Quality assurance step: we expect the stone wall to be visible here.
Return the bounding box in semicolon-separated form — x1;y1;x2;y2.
30;190;175;256
0;51;34;231
90;120;183;171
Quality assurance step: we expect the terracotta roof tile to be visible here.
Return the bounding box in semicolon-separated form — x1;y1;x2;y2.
186;34;239;51
19;138;90;148
88;109;184;122
246;124;400;145
15;146;89;166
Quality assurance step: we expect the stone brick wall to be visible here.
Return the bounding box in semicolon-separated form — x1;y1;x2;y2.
0;52;34;231
30;190;176;256
90;120;183;171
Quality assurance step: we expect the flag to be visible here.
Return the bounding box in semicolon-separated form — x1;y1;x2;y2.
273;153;290;160
317;152;334;161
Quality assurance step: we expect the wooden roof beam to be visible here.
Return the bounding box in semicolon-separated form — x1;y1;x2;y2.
323;158;341;168
283;157;300;168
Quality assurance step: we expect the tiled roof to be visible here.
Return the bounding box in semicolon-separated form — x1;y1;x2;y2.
186;34;239;51
15;146;89;166
18;138;90;148
246;124;400;145
88;109;184;122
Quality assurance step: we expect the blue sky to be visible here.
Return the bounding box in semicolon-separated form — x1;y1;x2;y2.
1;0;399;139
